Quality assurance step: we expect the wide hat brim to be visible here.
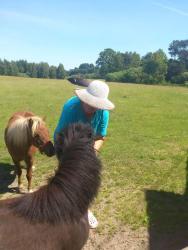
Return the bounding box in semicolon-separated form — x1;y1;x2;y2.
75;89;115;110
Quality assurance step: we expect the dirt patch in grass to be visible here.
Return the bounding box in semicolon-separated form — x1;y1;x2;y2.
84;226;148;250
84;226;188;250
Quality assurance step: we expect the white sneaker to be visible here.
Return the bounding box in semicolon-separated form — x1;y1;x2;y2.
88;210;98;229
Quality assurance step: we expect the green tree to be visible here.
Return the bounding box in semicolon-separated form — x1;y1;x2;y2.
30;63;38;78
49;66;57;79
142;49;168;83
57;63;66;79
169;40;188;68
121;67;143;83
10;61;19;76
166;59;185;81
123;52;141;69
37;62;49;78
26;63;33;76
0;59;5;75
3;60;11;75
25;63;38;78
105;70;125;82
78;63;95;74
16;60;28;73
69;67;79;76
96;48;124;77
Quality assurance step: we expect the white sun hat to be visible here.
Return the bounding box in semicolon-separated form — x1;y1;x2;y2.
75;80;115;110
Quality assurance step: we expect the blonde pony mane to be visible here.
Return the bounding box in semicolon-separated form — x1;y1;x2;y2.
6;115;43;147
30;116;43;136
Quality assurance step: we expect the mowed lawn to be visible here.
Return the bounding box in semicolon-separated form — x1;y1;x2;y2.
1;76;188;234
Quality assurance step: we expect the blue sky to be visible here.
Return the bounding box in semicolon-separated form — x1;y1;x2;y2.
0;0;187;70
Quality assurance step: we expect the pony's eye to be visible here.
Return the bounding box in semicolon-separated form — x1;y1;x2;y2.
34;134;43;145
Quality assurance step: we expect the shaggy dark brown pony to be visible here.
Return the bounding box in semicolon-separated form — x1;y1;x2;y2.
4;111;54;192
0;122;101;250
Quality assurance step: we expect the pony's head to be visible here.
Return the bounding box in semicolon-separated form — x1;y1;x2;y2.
28;117;55;157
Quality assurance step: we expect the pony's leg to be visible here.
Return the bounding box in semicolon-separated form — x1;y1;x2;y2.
13;160;23;192
25;156;33;192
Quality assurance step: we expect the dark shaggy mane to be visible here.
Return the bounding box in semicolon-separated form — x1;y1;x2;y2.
10;123;102;224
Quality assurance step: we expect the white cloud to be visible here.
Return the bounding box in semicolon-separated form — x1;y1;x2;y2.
152;2;188;17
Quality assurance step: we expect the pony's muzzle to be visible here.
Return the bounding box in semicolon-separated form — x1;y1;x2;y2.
43;141;55;157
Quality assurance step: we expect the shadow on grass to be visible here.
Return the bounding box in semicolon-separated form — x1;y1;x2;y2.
0;162;17;195
145;157;188;250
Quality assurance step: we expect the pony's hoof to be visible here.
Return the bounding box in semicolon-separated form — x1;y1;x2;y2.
28;189;33;193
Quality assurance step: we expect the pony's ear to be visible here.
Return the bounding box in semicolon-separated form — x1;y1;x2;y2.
28;118;33;129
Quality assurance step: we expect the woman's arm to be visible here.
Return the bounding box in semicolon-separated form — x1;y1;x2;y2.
94;137;105;152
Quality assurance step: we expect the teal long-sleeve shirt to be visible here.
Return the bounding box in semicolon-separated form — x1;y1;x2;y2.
54;96;109;141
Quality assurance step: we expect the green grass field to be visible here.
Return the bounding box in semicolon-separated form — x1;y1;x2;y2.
1;76;188;234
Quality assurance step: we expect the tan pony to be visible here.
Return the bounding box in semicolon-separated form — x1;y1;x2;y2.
4;111;54;192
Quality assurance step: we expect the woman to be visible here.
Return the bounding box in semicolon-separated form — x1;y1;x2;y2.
54;80;115;228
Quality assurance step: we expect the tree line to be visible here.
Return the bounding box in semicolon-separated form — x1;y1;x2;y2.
0;39;188;84
0;60;66;79
99;40;188;85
